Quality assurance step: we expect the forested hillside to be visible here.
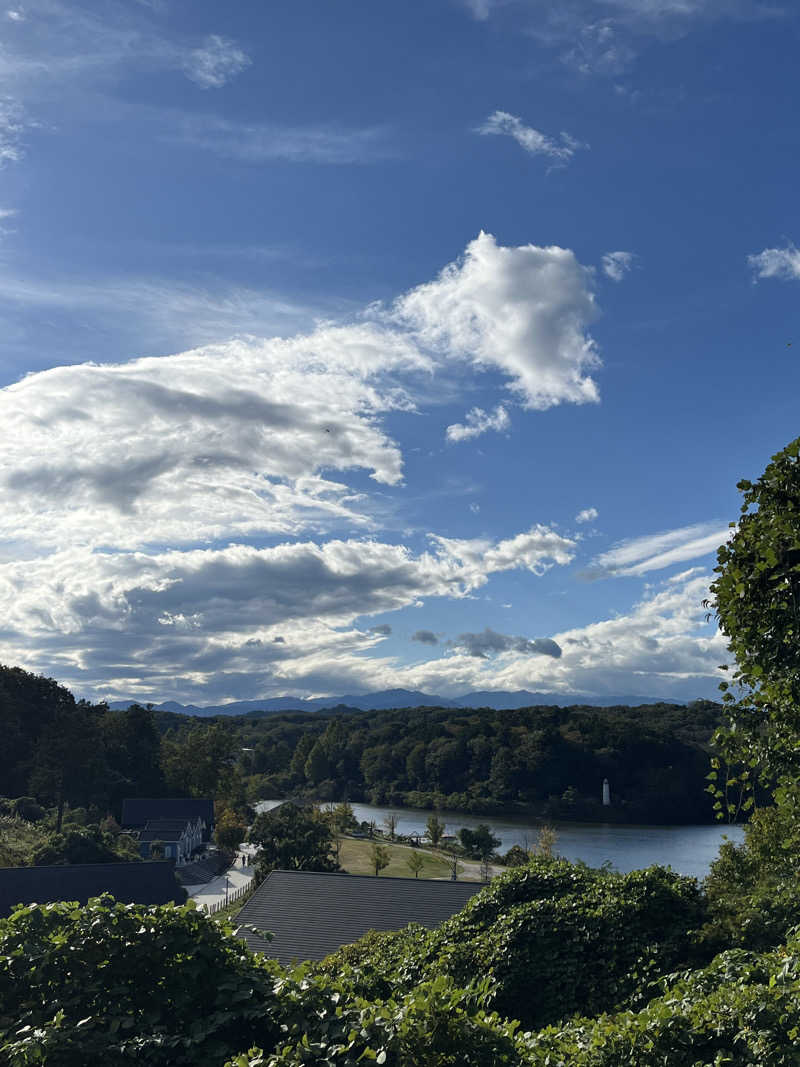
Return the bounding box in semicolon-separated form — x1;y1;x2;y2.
223;699;723;823
1;660;724;824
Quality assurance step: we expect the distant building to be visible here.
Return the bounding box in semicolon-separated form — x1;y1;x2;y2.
0;862;185;917
121;798;214;841
134;817;205;863
235;869;482;963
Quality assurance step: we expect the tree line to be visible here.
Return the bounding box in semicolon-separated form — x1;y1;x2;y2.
229;699;725;823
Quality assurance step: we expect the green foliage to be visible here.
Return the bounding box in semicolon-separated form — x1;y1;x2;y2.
709;436;800;795
161;722;235;798
371;842;390;876
407;850;425;878
249;803;338;876
0;896;281;1066
228;975;529;1067
458;824;501;859
216;809;248;851
426;813;445;846
241;702;722;824
30;825;141;866
526;942;800;1066
0;815;49;868
702;805;800;951
503;844;530;867
321;859;708;1031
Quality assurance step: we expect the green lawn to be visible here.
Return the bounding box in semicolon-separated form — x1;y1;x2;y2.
338;837;457;880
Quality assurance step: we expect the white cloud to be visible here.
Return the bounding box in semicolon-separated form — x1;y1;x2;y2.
446;404;510;442
6;10;24;22
748;244;800;282
0;232;608;697
0;98;27;166
575;506;598;523
477;111;585;164
601;251;635;281
183;34;251;89
169;112;391;165
587;521;732;577
0;526;576;700
392;231;601;410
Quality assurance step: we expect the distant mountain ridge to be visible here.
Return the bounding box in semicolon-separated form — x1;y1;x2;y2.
107;687;694;717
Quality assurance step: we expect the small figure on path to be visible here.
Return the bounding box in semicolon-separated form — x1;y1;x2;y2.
241;853;246;867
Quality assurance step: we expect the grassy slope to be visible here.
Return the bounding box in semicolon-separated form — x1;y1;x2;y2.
338;837;474;880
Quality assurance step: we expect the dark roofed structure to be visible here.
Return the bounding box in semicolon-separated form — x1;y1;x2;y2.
235;870;482;963
0;862;186;917
121;798;214;837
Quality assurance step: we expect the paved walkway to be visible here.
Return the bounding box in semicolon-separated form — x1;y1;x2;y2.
189;850;255;911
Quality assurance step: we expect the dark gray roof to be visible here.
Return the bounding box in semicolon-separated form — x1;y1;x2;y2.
0;862;185;917
144;819;195;830
235;870;481;963
139;829;185;843
121;797;214;827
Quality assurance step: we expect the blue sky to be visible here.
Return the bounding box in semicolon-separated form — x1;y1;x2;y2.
0;0;798;704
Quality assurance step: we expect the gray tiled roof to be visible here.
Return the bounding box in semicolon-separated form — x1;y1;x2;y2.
235;870;481;963
0;862;186;916
121;797;214;828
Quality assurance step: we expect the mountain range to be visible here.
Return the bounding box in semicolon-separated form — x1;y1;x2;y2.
107;688;695;717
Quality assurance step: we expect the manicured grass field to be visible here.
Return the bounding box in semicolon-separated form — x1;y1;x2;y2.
337;837;460;880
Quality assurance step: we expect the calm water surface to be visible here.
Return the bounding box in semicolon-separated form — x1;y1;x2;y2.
257;799;743;881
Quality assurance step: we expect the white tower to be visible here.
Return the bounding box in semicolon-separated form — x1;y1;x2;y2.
602;778;611;806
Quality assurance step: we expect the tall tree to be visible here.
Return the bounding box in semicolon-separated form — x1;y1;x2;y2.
710;436;800;809
28;701;108;831
250;803;338;877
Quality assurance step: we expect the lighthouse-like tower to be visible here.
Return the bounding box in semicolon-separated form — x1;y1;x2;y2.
602;778;611;806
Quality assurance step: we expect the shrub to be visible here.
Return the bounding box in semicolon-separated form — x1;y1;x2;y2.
0;896;282;1065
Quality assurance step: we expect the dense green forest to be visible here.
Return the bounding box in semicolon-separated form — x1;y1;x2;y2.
225;699;724;823
2;657;726;825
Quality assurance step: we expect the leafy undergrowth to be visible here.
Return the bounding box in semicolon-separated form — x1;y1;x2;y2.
3;858;800;1066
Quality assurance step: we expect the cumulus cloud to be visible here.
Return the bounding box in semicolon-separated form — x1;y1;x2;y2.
575;506;598;523
477;111;585;164
0;234;602;551
601;251;635;281
748;244;800;282
392;231;601;410
446;404;510;443
370;623;392;636
587;521;732;578
453;628;562;659
0;232;610;699
412;629;439;645
183;34;251;89
0;526;575;699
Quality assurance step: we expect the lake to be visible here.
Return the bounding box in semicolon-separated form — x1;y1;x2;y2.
257;799;744;881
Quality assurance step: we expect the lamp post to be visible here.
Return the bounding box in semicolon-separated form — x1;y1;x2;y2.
225;872;229;906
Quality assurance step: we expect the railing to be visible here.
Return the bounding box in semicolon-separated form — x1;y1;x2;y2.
202;879;254;916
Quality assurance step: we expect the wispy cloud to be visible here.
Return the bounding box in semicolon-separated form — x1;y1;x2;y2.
748;244;800;281
586;521;732;578
602;251;636;281
169;112;392;165
477;110;586;164
182;34;251;89
0;97;28;166
446;404;510;443
575;506;598;524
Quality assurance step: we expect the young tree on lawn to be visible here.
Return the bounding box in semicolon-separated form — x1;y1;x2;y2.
407;851;425;878
426;813;445;848
371;843;390;876
383;813;399;840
